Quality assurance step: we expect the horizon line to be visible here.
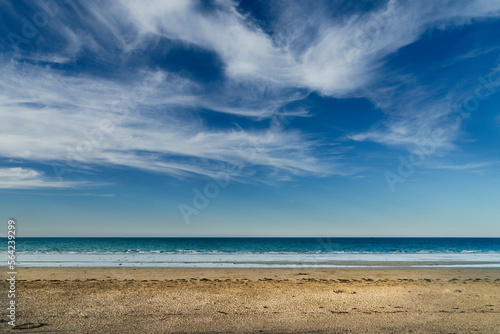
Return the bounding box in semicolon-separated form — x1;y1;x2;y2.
9;236;500;238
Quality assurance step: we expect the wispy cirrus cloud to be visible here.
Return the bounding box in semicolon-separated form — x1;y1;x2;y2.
0;61;330;182
1;0;500;189
426;161;497;171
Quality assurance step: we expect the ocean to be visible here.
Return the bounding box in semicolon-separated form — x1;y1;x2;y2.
10;237;500;268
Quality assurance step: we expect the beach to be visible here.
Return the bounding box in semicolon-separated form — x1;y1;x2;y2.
3;0;500;332
2;267;499;333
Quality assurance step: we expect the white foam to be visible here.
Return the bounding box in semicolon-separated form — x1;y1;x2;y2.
11;251;500;268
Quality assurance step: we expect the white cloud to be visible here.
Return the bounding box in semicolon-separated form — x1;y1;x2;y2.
347;99;458;151
0;167;85;189
426;161;497;171
0;62;330;181
115;0;500;96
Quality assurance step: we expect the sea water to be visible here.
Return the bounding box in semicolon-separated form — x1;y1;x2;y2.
9;237;500;268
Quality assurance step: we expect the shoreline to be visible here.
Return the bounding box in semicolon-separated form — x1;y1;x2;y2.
9;266;500;281
13;261;500;268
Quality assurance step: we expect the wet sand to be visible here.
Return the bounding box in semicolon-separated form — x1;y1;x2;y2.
1;267;499;333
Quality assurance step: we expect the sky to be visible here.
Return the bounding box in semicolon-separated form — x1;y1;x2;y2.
0;0;500;237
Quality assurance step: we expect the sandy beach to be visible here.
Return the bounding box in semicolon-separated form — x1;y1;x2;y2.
1;267;499;333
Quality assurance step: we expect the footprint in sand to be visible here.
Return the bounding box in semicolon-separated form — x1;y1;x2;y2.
13;323;47;330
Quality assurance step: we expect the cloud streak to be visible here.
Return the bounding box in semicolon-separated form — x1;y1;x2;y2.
0;167;86;189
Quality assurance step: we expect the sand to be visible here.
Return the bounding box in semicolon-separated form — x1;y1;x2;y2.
1;267;499;333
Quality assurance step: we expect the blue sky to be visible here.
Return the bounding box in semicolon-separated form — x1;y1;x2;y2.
1;0;500;237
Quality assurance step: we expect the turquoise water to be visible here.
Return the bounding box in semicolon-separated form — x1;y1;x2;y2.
15;237;500;254
10;237;500;268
